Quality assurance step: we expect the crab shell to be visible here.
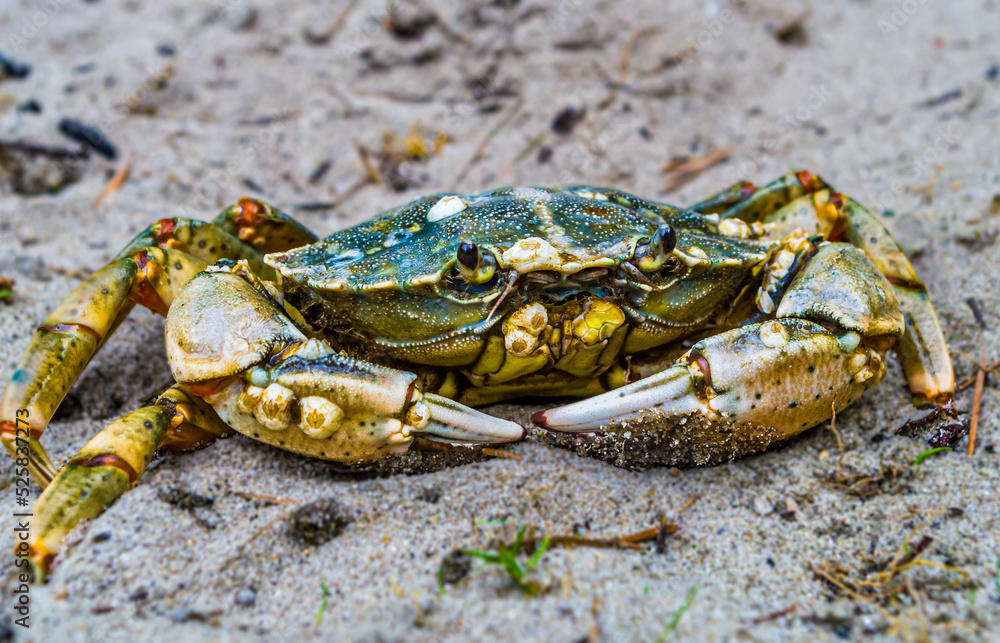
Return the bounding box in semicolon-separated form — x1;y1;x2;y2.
268;186;768;371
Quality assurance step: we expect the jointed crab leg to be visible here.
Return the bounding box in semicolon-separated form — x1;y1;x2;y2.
0;201;312;486
689;171;829;218
836;197;953;404
211;197;320;254
0;247;208;485
26;386;229;579
711;172;953;403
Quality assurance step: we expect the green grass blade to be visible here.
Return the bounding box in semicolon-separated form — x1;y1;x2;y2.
912;446;952;465
513;525;527;552
464;548;502;564
656;585;698;642
526;535;551;570
314;580;331;628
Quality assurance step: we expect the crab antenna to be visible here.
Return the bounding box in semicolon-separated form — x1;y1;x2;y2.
619;261;654;289
485;270;519;324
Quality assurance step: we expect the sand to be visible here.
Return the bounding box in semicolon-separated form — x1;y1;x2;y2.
1;0;998;641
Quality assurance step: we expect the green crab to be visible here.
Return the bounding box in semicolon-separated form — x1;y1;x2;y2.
1;171;953;578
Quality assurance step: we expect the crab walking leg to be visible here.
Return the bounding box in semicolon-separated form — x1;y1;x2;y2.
116;215;274;276
165;266;524;463
211;197;320;254
713;174;953;403
0;209;300;485
837;197;953;403
536;243;904;466
747;187;953;403
24;386;229;579
693;171;830;221
686;179;759;215
0;248;208;486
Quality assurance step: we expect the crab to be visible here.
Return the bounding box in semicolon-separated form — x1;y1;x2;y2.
1;171;953;578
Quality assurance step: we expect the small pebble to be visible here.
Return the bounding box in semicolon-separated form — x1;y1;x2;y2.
167;608;190;623
235;588;256;606
127;588;149;601
157;43;177;57
438;550;471;585
16;100;41;114
58;118;118;160
288;498;350;546
552;106;586;135
752;496;773;516
0;51;31;80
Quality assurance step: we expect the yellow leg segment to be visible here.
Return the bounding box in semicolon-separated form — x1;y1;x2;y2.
0;248;207;485
1;208;309;487
26;386;228;580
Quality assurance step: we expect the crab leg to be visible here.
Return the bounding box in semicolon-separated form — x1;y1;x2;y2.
535;243;904;467
710;172;952;403
1;202;311;486
687;179;759;214
0;247;209;485
690;171;829;218
836;197;953;404
211;197;319;254
165;264;524;463
25;386;230;580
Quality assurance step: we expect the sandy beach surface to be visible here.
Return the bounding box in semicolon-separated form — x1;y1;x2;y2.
1;0;998;640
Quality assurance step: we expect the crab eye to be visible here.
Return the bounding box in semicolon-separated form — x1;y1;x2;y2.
635;225;677;272
455;241;497;285
653;225;677;254
457;241;479;271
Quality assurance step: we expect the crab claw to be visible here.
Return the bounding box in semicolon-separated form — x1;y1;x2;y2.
534;317;891;467
532;365;701;432
535;242;907;468
166;266;524;463
418;393;524;443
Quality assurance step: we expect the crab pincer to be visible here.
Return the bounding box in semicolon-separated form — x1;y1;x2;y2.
166;263;523;463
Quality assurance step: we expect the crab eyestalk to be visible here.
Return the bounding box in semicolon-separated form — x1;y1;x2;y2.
456;241;497;285
635;224;677;272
